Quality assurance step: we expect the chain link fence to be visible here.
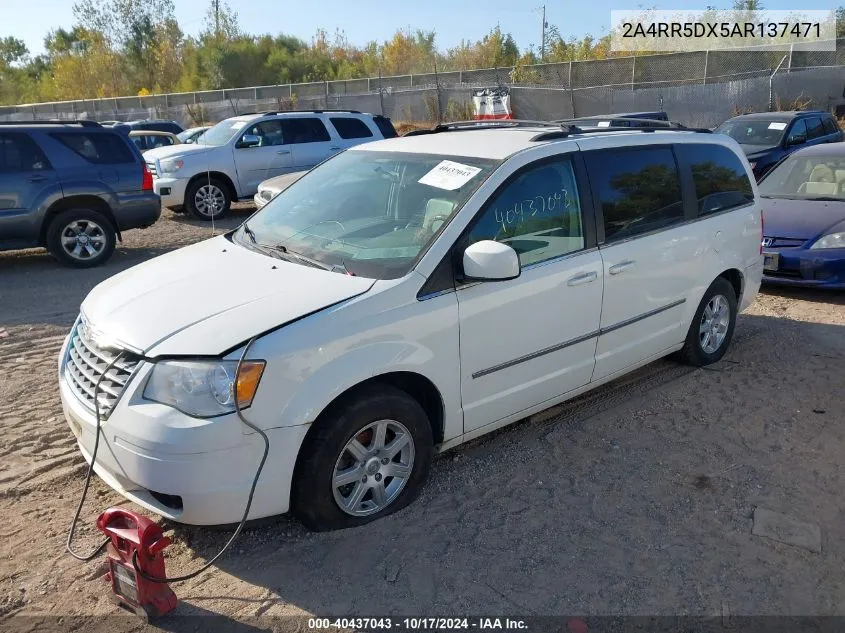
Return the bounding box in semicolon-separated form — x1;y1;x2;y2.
1;39;843;129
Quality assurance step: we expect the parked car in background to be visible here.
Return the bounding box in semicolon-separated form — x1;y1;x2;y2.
129;130;182;153
177;126;210;144
59;121;762;530
758;143;845;288
0;120;159;267
144;110;398;220
254;170;307;209
111;119;184;136
715;111;843;180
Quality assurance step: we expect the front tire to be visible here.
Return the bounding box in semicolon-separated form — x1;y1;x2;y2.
46;209;116;268
292;384;433;531
675;277;737;366
185;178;230;221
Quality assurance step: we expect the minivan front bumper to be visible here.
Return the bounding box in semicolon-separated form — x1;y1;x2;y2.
58;334;309;525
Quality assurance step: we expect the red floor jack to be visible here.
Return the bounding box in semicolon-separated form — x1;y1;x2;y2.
96;507;177;619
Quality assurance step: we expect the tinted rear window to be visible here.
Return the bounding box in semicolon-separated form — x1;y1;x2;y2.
676;144;754;216
329;117;373;139
0;133;51;172
279;118;330;144
373;116;398;138
51;132;136;164
585;147;685;242
805;117;825;140
822;117;839;135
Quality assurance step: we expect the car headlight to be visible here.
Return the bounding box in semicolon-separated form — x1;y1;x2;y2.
159;158;184;174
810;232;845;250
143;359;265;417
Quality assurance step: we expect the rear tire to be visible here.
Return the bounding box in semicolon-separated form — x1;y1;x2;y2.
185;177;230;221
674;277;737;367
292;384;433;532
46;209;116;268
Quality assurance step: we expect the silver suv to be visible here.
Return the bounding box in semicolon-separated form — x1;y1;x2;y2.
144;110;397;220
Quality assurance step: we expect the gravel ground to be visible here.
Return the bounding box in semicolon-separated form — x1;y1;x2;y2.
1;208;844;630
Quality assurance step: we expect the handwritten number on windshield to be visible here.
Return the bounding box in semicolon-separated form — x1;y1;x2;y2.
493;188;573;233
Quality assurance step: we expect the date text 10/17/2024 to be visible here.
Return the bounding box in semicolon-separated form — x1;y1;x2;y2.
308;617;529;630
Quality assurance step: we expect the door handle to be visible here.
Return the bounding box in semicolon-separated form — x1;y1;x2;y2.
27;174;47;182
330;147;341;151
567;271;598;286
608;260;635;275
276;150;290;155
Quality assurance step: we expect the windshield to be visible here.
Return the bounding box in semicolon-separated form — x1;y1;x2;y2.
237;150;499;279
759;154;845;200
177;128;204;142
197;119;248;146
715;119;787;146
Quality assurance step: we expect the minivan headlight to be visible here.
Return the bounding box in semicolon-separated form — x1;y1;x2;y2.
143;360;265;417
159;158;184;174
810;232;845;250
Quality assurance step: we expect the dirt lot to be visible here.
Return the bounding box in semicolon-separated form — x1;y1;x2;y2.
1;208;845;630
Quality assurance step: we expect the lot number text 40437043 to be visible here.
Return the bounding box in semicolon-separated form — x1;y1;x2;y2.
307;617;528;630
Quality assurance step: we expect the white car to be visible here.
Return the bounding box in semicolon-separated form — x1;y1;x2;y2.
144;110;397;220
59;121;763;530
253;170;307;209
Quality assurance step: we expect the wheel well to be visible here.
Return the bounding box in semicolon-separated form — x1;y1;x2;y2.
718;268;743;301
40;196;118;245
187;172;237;201
310;372;445;444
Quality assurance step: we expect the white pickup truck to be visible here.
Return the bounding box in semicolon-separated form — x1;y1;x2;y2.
144;110;397;220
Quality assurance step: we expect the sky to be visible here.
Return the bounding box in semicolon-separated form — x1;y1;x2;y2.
0;0;810;57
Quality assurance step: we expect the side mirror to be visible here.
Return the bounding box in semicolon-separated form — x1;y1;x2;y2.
185;138;195;144
462;240;520;281
787;134;806;147
237;134;261;149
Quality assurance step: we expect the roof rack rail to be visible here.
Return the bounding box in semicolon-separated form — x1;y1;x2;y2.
530;122;712;142
404;119;560;136
253;109;363;116
0;119;102;128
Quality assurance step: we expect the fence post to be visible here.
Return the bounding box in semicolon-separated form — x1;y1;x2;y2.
459;70;463;85
325;81;329;107
631;56;636;91
568;60;576;118
787;43;793;73
703;50;709;85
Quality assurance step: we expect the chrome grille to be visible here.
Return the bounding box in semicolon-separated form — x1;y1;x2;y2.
764;236;806;248
64;320;141;418
146;161;157;177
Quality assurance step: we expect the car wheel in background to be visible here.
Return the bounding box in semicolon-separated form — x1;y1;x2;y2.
675;277;738;367
185;178;230;221
46;209;116;268
292;383;433;531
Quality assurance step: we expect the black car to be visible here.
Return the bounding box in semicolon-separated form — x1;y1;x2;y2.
0;120;160;267
715;110;843;180
109;119;184;136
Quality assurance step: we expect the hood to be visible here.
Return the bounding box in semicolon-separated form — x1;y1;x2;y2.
144;142;218;161
258;171;308;193
739;144;777;159
81;235;375;356
761;197;845;241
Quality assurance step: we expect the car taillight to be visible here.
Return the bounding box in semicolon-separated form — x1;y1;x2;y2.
142;163;153;191
760;209;765;254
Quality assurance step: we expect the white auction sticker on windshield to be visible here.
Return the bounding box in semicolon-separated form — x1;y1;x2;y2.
419;160;482;190
768;122;787;130
596;121;611;128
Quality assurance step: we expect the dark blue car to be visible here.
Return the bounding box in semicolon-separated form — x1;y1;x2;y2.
716;111;843;180
758;143;845;289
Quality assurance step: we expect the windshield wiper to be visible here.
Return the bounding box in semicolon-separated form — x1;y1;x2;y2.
803;196;842;202
242;223;258;243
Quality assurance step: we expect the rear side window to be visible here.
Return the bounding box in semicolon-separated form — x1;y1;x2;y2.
373;116;398;138
0;133;51;172
585;147;684;243
676;144;754;216
822;117;839;135
330;117;373;139
805;117;825;140
279;118;330;144
51;132;135;164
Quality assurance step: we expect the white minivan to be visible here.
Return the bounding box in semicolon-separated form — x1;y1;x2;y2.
59;122;763;531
